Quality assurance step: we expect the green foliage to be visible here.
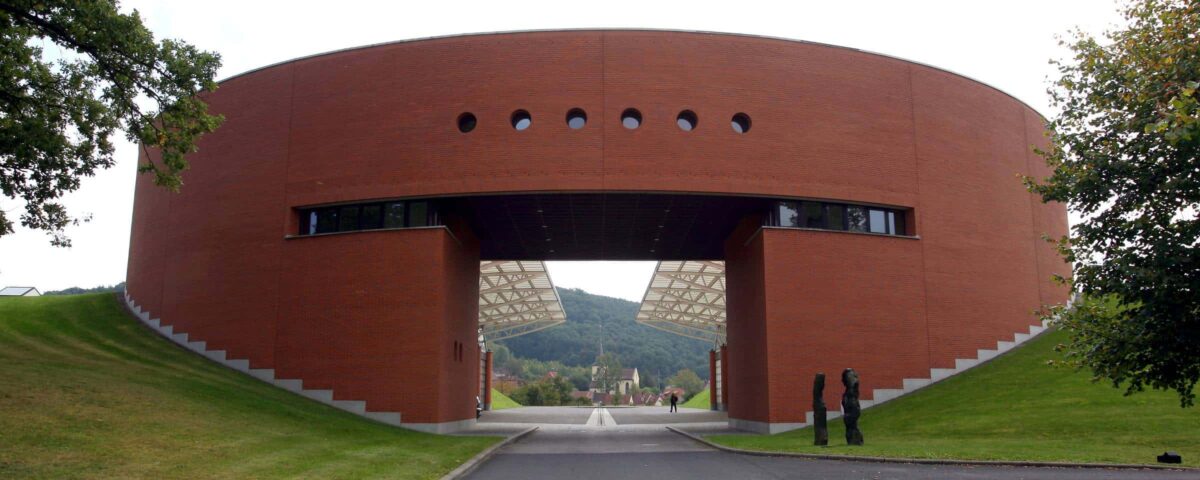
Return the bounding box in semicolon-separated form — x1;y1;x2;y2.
0;1;222;246
0;294;496;478
594;352;622;393
706;328;1200;465
668;368;704;400
44;281;125;295
498;288;711;385
509;376;583;406
1025;0;1200;407
489;389;521;410
680;388;710;409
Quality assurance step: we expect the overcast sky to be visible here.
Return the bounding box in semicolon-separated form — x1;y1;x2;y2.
0;0;1124;301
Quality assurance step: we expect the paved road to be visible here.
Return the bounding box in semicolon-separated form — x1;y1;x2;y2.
463;406;1196;480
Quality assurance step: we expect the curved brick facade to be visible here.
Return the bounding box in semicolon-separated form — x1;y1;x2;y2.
126;30;1069;433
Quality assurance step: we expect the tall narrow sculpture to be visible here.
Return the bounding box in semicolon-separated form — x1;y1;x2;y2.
813;372;828;446
841;368;864;445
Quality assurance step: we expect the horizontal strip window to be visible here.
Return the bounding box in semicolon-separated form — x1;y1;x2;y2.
767;200;907;236
299;200;441;236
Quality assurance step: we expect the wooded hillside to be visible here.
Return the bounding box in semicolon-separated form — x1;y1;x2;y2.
497;288;712;384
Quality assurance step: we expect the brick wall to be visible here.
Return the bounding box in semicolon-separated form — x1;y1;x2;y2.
126;30;1068;429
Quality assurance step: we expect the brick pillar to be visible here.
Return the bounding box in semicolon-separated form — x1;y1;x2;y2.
715;345;724;412
483;350;494;410
709;349;718;411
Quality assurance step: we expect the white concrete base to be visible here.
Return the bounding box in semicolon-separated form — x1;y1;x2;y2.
122;291;411;431
728;417;806;434
402;418;477;434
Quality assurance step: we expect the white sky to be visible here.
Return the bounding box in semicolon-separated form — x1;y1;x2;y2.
0;0;1123;300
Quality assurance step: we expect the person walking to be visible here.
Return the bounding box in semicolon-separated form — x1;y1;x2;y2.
669;392;679;412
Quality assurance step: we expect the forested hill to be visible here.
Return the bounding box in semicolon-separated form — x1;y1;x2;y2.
497;288;712;383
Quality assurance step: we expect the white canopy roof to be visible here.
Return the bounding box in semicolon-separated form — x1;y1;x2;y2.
478;261;566;341
636;260;726;343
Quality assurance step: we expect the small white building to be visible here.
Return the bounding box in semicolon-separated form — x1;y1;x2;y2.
590;365;640;395
0;287;41;297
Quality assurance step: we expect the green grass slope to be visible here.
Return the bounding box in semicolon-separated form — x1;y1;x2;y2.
681;388;710;409
490;389;521;410
0;294;498;479
708;328;1199;465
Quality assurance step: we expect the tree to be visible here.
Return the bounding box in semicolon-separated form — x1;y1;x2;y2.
594;353;622;394
667;368;704;400
1025;0;1199;407
0;1;222;246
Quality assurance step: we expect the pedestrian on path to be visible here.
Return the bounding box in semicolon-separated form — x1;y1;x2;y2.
670;393;678;412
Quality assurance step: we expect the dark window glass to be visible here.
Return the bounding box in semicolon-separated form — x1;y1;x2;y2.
621;108;642;129
847;206;868;232
511;110;532;131
360;204;383;230
894;211;907;236
338;205;361;232
776;202;799;227
457;113;476;133
731;113;751;134
801;201;825;228
868;209;887;234
567;108;587;129
384;202;405;228
316;208;339;234
408;202;429;227
826;204;846;230
676;110;698;131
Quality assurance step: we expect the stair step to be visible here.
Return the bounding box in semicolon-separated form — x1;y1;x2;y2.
333;400;367;414
930;368;956;381
274;379;303;393
363;411;402;426
249;369;275;381
302;389;334;403
872;389;904;403
226;359;251;372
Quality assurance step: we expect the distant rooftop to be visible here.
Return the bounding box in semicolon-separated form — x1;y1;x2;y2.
0;287;40;296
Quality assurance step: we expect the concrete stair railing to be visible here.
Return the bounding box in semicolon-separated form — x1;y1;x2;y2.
123;292;403;428
804;319;1053;426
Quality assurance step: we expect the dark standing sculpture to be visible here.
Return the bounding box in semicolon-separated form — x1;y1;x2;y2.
813;373;828;446
841;368;864;445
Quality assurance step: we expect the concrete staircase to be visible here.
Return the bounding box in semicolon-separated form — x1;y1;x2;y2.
805;319;1053;426
123;292;403;428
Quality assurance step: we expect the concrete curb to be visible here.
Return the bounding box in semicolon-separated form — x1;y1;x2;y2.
666;427;1193;471
441;426;538;480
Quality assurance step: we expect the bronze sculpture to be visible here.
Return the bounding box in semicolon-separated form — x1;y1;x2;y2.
841;368;864;445
813;372;828;446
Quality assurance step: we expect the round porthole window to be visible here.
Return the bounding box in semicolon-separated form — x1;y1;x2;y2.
566;108;587;129
676;110;698;132
457;112;476;133
731;113;751;134
621;108;642;130
511;110;532;131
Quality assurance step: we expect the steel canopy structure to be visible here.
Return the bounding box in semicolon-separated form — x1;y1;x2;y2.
478;261;567;341
636;260;727;343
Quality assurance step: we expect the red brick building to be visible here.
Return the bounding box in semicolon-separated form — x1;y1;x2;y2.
125;30;1068;434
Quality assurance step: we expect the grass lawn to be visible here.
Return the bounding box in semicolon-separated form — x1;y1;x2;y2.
490;389;521;410
707;327;1199;465
681;388;710;409
0;294;498;479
